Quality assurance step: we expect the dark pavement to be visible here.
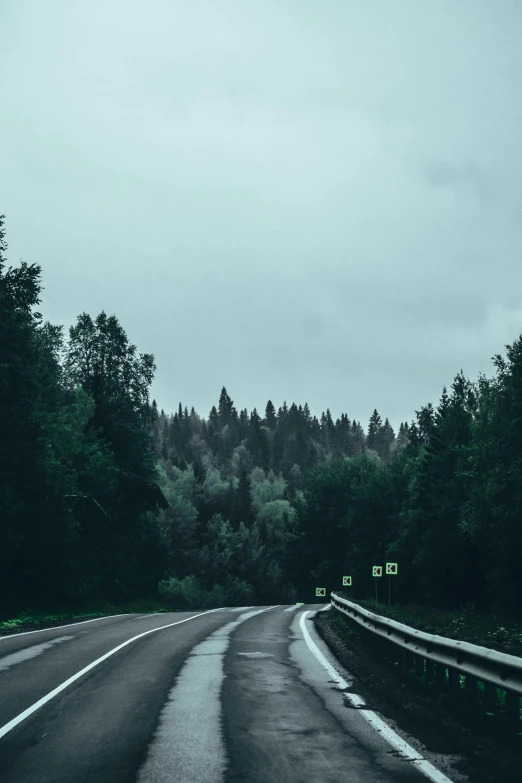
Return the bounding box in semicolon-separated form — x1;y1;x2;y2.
0;606;449;782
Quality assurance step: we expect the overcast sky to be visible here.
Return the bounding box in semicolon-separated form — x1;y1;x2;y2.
1;1;521;433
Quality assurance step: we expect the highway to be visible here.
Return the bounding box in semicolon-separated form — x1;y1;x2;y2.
0;605;452;782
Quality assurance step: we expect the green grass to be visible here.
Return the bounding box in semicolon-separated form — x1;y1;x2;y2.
0;600;169;633
329;609;522;725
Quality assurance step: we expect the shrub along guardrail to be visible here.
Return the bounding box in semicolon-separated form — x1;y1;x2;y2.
330;592;522;726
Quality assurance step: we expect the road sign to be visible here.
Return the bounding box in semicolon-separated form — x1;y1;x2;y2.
386;563;398;575
342;576;352;586
372;566;382;577
316;587;326;597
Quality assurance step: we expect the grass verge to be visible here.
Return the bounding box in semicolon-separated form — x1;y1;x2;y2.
0;600;169;635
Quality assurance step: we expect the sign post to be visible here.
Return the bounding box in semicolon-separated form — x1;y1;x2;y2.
372;566;382;602
385;563;398;605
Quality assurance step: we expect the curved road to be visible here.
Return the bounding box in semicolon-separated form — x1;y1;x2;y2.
0;605;451;782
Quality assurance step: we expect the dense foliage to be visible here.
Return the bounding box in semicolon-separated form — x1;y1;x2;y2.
1;215;521;617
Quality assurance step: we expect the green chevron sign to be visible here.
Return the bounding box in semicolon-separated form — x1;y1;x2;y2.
372;566;382;577
386;563;398;575
342;576;352;586
316;587;326;597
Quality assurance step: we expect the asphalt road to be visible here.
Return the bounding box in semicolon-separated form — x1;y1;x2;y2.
0;605;450;783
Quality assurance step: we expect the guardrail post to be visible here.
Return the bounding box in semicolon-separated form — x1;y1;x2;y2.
466;674;479;706
484;682;496;712
449;667;460;696
506;691;520;726
436;662;447;689
330;593;522;722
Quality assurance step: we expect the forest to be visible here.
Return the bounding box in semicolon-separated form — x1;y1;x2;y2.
1;214;521;619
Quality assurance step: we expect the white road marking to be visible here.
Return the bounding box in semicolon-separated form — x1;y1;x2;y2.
137;606;280;783
0;636;74;672
0;609;222;741
320;603;331;611
299;611;455;783
0;613;134;641
283;605;299;612
227;606;254;611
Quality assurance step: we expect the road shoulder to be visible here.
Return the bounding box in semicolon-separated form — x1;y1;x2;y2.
314;609;522;783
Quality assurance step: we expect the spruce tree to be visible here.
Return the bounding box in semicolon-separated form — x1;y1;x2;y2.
218;386;236;425
366;409;382;452
415;403;436;444
395;422;410;451
238;468;253;526
350;420;365;455
264;400;277;429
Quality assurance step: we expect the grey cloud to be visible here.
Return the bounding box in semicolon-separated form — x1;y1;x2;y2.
422;160;495;202
0;0;521;434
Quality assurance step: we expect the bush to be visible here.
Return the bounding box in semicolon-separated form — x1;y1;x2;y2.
221;575;253;605
158;575;208;610
158;573;255;610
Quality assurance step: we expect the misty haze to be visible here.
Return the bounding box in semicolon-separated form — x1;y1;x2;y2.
1;3;521;783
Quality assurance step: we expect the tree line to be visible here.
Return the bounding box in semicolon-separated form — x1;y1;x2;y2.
1;214;521;617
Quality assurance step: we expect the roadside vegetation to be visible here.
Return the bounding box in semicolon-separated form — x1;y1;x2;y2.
314;608;522;783
0;602;168;636
2;214;522;640
335;595;522;658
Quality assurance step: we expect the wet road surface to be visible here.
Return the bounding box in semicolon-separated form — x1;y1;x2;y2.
0;605;453;782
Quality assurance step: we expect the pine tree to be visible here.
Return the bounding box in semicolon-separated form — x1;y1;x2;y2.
407;421;420;449
415;403;435;444
208;405;219;430
325;408;335;451
238;408;249;439
436;386;450;424
377;418;394;462
193;456;206;484
264;400;277;429
366;409;382;452
395;422;410;451
248;408;269;470
334;414;351;457
350;420;365;455
237;468;253;526
218;386;236;425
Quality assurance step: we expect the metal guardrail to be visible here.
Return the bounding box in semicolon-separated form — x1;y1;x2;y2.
330;592;522;724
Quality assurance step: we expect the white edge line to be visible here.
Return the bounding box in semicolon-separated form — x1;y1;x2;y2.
0;609;222;741
0;613;135;640
299;611;455;783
